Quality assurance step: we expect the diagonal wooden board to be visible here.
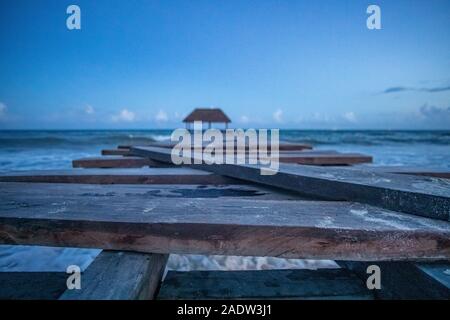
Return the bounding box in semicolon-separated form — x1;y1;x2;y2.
275;152;372;165
0;182;449;261
364;166;450;179
131;146;450;221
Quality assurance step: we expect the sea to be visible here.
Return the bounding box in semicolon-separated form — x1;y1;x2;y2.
0;129;449;272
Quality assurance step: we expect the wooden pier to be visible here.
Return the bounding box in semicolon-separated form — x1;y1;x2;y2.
0;141;449;300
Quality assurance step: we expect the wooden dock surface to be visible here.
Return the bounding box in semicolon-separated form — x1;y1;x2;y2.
1;140;449;300
1;182;449;261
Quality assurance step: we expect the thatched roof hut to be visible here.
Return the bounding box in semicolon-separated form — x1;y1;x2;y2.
183;108;231;129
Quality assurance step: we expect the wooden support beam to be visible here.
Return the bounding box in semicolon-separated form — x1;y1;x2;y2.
60;251;168;300
338;261;450;300
72;156;169;168
101;149;132;156
0;168;242;185
0;183;449;261
158;269;373;300
131;146;450;221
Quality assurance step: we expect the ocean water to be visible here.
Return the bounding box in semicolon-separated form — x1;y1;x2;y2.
0;129;449;272
0;129;449;172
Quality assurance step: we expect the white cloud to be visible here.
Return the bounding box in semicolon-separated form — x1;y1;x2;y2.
155;109;168;122
343;111;357;123
85;105;95;115
239;115;249;124
0;102;7;119
111;109;136;122
273;109;283;123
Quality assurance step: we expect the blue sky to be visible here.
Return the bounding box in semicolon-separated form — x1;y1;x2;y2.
0;0;449;129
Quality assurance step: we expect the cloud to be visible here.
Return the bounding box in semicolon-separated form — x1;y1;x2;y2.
111;109;136;122
419;104;450;121
383;87;409;94
382;85;450;94
343;111;357;123
311;112;333;123
0;102;6;119
423;86;450;93
239;115;249;124
85;105;95;115
155;110;168;122
273;109;283;123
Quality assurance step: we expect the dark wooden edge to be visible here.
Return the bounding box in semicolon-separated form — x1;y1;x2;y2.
72;157;171;168
337;261;450;300
0;174;242;185
157;268;374;300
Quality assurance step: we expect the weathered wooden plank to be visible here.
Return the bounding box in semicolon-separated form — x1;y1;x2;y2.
131;146;450;220
101;149;132;156
120;141;313;151
72;156;169;168
0;272;67;300
338;261;450;300
60;251;168;300
158;269;373;300
0;183;449;261
0;168;242;185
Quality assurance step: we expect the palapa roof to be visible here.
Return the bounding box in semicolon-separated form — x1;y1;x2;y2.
183;108;231;123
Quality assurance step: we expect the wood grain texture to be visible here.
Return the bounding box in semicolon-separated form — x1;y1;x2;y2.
338;261;450;300
131;146;450;220
60;251;168;300
0;182;449;261
158;269;373;300
0;168;242;185
72;156;169;168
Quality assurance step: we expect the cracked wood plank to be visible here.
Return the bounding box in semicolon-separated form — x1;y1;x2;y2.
0;182;449;261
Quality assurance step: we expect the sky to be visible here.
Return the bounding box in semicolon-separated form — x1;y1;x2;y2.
0;0;449;129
